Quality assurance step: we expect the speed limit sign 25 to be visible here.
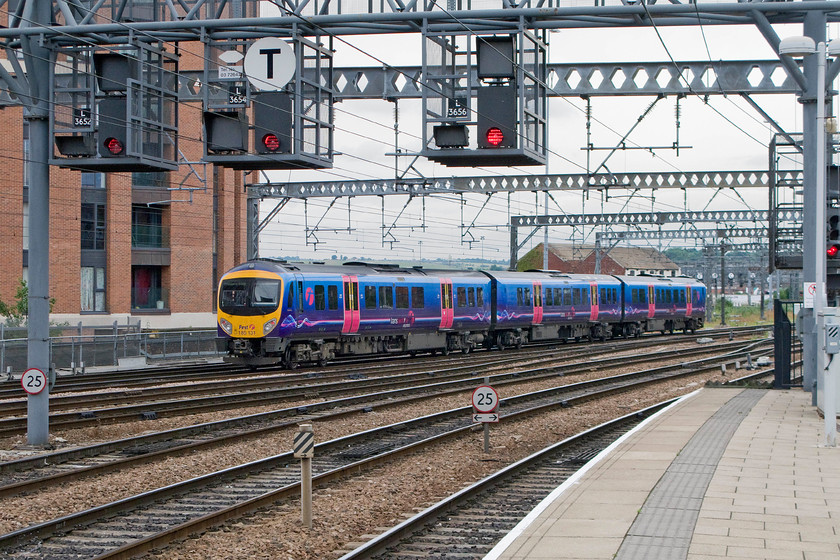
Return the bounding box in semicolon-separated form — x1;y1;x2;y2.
21;368;48;395
472;385;499;413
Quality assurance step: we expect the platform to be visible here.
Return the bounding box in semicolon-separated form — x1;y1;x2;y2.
484;387;840;560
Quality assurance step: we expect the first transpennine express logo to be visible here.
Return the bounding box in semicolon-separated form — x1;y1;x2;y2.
305;287;314;306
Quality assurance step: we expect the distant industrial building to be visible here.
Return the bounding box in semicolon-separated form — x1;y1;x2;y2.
518;243;681;277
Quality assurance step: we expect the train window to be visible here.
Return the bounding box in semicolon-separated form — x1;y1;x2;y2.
467;287;476;307
328;285;338;310
411;286;425;309
666;290;672;304
559;288;568;306
571;288;579;306
545;288;553;306
396;286;409;309
287;285;294;308
379;286;394;309
524;287;532;306
680;290;686;303
456;287;467;308
517;287;524;306
314;285;326;310
252;280;279;307
297;281;304;310
364;285;377;309
477;287;484;307
220;280;248;309
612;288;617;304
599;288;606;305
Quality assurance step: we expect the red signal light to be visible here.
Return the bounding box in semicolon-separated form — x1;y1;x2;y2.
829;245;840;258
485;127;504;147
104;137;124;155
262;133;280;152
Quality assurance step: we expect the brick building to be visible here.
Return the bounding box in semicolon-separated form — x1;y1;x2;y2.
0;47;249;329
518;243;681;277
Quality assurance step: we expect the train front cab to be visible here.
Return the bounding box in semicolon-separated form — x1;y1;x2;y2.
217;265;288;368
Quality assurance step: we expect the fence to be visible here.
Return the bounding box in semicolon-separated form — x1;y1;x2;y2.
773;299;803;389
0;321;222;376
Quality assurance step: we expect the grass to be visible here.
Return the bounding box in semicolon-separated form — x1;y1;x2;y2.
707;303;774;327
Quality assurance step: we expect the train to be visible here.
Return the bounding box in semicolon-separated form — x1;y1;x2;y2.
216;259;706;369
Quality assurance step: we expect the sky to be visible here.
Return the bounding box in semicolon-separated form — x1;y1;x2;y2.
254;21;825;265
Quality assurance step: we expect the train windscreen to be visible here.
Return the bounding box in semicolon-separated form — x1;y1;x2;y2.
219;278;282;315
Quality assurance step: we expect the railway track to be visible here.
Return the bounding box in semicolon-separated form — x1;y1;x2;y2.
0;341;772;559
335;400;677;560
0;337;772;497
0;328;769;438
0;325;767;403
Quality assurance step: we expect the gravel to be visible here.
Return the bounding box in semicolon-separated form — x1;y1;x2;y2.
0;343;750;558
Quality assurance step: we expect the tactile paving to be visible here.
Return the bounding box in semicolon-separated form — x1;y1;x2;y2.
613;389;765;560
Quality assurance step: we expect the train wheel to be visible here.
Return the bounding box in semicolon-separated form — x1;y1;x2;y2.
442;344;450;356
462;345;471;355
284;348;298;370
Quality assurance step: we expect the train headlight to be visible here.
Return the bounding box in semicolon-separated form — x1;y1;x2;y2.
263;318;278;334
220;318;233;335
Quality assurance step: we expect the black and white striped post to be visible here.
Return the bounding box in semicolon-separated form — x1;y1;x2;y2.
294;423;315;527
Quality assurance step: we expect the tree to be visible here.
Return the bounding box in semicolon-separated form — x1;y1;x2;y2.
0;279;55;327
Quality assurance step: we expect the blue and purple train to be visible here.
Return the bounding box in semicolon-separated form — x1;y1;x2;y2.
216;259;706;368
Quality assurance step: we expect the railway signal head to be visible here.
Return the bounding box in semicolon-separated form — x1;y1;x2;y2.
828;206;840;260
253;91;293;154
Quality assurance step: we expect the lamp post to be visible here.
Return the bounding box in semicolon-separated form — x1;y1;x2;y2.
780;36;840;446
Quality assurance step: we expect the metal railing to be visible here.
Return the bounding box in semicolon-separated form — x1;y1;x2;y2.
0;322;222;377
774;299;803;389
131;287;170;310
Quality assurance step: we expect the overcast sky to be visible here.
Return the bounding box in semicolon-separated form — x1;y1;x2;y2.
256;21;827;264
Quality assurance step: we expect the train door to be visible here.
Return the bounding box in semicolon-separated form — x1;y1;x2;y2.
685;287;692;317
341;275;360;334
293;274;304;314
533;282;543;324
589;283;599;321
648;285;656;318
440;279;454;329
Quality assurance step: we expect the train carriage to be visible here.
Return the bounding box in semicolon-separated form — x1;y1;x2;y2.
616;274;706;335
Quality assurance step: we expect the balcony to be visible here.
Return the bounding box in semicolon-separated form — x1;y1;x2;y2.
132;223;169;249
132;286;169;312
132;223;171;266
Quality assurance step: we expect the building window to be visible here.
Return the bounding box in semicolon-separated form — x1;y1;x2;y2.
81;172;105;189
132;266;164;309
132;171;169;188
132;205;165;248
81;266;106;312
81;203;106;250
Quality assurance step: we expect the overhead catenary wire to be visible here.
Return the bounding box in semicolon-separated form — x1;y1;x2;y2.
0;6;776;260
